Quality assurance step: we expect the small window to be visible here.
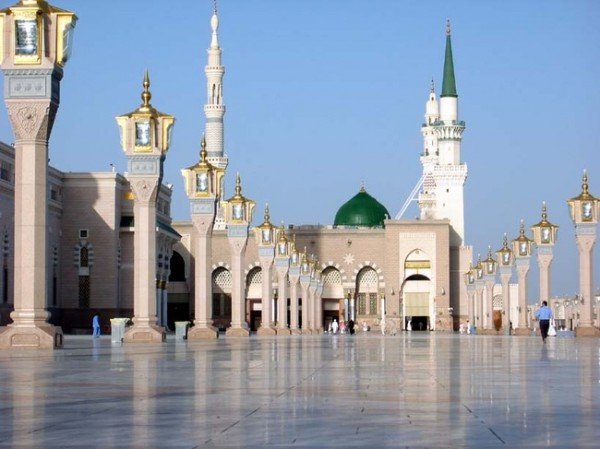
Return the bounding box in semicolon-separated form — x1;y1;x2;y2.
0;161;12;183
79;229;88;239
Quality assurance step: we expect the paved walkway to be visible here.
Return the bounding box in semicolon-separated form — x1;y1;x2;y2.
0;334;598;448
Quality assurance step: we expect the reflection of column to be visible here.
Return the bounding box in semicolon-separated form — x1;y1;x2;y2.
499;268;512;335
514;259;530;335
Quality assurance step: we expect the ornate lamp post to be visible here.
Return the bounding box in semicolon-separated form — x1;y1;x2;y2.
223;174;255;337
567;170;600;336
315;270;324;334
463;265;476;332
0;0;76;349
511;219;534;336
181;137;224;339
531;202;559;308
255;205;276;336
274;226;291;335
483;246;497;332
299;250;311;334
288;236;301;334
116;73;174;344
474;256;484;333
496;233;514;335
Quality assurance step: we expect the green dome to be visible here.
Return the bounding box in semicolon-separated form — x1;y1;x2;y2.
334;188;391;228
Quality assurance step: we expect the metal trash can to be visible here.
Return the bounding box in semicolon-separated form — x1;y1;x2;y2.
175;321;190;340
110;318;130;343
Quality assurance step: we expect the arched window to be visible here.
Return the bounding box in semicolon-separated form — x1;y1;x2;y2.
356;267;378;315
169;251;186;282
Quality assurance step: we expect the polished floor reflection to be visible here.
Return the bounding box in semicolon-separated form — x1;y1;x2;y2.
0;334;598;448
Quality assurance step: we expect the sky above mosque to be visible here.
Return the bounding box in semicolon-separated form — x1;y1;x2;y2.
0;0;598;300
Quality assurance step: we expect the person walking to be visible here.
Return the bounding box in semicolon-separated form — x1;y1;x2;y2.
331;318;339;334
535;301;553;342
92;314;101;338
348;319;355;335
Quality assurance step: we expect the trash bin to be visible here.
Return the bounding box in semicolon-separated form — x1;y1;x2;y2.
110;318;130;343
175;321;190;340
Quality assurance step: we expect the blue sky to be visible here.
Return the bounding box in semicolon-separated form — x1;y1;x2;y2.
0;0;599;300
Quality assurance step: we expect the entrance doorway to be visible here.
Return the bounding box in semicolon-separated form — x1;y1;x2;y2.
408;316;429;331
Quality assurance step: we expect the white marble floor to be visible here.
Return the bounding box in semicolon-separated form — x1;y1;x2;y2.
0;333;598;448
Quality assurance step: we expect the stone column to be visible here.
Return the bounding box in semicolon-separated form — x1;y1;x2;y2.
315;283;324;333
499;267;512;335
474;280;484;332
574;230;599;336
188;212;218;339
162;281;169;330
300;274;311;334
483;275;495;332
466;283;475;329
226;227;250;337
288;268;301;334
513;258;531;336
276;265;290;336
537;248;554;306
257;252;276;336
124;178;165;343
308;280;317;333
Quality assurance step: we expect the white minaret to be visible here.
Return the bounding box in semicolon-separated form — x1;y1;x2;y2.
205;1;229;229
418;80;440;219
418;20;467;247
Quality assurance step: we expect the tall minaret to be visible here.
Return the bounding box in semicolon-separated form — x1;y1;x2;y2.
205;1;229;229
418;80;440;219
205;1;228;169
429;20;467;247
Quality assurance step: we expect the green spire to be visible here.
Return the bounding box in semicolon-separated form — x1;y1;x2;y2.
441;19;457;98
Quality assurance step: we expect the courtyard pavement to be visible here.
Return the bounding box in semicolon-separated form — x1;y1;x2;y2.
0;333;598;448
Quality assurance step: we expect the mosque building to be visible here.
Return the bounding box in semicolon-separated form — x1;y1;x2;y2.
0;1;475;341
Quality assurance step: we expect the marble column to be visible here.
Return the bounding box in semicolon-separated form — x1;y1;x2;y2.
466;283;475;330
499;267;512;335
484;275;495;331
124;178;165;343
288;269;301;334
537;249;553;306
226;228;250;337
474;279;484;332
315;282;324;333
257;252;276;336
188;213;219;339
276;265;290;336
308;280;318;333
574;230;599;336
300;274;311;334
513;259;531;336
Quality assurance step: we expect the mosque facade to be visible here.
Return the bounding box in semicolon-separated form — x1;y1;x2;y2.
0;2;475;339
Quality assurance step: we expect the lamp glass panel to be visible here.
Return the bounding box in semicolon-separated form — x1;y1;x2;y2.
15;20;37;55
487;262;494;274
232;203;244;221
582;201;593;221
278;242;287;255
261;228;272;244
196;172;208;193
541;227;551;244
135;121;151;146
519;242;528;256
291;252;298;265
62;22;75;63
502;252;510;265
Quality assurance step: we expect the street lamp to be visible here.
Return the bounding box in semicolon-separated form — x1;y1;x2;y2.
474;255;485;333
567;170;599;336
274;225;291;335
287;235;301;334
496;233;514;335
255;205;277;336
531;201;559;307
223;174;255;337
483;246;497;332
511;219;533;335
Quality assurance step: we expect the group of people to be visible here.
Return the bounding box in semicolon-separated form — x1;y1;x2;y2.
327;318;356;335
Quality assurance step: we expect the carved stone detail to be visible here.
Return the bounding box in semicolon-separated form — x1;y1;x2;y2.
191;215;214;235
5;102;56;141
130;178;159;204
